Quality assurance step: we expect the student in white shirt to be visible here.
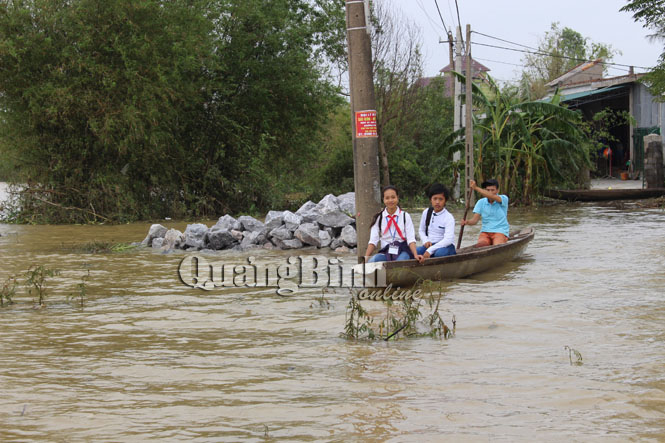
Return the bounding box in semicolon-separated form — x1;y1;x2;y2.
364;185;421;263
417;183;456;261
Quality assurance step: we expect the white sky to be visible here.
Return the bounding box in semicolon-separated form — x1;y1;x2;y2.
387;0;663;83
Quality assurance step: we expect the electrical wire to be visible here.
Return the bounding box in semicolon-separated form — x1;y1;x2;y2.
433;0;448;35
415;0;446;37
471;40;651;71
454;0;462;31
473;30;540;52
474;57;526;69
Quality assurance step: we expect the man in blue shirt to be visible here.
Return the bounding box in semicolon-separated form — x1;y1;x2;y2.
460;178;509;247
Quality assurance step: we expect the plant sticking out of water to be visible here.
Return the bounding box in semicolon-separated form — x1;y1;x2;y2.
342;287;455;341
68;264;90;307
62;241;139;254
343;294;376;340
25;265;60;306
310;288;331;310
1;276;18;307
564;346;583;366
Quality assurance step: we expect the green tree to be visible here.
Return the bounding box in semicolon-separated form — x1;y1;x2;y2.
0;0;344;222
621;0;665;96
520;23;617;99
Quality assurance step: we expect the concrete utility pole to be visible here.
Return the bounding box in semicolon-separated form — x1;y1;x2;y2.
464;24;474;205
452;26;463;199
345;0;381;262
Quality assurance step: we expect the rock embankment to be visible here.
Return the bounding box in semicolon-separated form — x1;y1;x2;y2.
142;192;358;253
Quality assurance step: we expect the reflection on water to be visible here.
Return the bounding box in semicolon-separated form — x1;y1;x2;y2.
1;204;665;441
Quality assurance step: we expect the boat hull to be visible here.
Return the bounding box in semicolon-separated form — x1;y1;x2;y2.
380;227;535;286
544;188;665;202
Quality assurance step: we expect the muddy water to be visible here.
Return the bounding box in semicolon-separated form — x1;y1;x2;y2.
1;203;665;441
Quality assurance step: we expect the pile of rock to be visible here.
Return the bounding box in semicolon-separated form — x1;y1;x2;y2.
142;192;358;253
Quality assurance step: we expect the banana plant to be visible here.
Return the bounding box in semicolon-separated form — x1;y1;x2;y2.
445;73;589;203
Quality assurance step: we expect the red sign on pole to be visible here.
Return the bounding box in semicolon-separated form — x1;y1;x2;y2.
355;110;377;138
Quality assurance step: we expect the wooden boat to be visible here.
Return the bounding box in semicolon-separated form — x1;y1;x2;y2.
358;227;535;287
544;188;665;202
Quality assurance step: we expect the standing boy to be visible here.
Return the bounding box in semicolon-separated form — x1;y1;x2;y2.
416;183;456;263
460;178;509;246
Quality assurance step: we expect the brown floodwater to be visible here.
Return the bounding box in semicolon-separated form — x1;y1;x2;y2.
1;203;665;441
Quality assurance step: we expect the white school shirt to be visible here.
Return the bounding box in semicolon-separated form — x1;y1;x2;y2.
368;207;416;248
418;207;455;255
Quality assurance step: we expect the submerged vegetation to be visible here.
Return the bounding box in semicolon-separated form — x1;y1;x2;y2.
0;265;89;308
342;287;455;341
25;265;60;306
1;276;18;307
61;241;139;254
564;346;583;366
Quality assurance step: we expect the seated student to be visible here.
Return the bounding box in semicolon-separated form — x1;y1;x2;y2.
460;178;509;247
364;185;420;262
416;183;456;262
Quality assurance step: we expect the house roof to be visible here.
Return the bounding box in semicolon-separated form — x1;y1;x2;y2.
545;59;604;87
439;58;490;75
558;85;625;102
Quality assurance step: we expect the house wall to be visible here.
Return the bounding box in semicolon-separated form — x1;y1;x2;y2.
631;83;665;167
632;83;663;130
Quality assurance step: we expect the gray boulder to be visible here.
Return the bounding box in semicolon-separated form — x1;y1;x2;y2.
264;210;286;230
282;238;304;249
295;200;319;223
184;223;209;249
271;236;303;250
207;227;236;250
151;237;164;249
162;228;185;250
283;211;302;232
269;225;293;241
238;215;266;233
316;194;354;228
142;224;168;246
337;192;356;216
318;230;332;248
334;246;350;253
241;230;265;249
294;222;321;247
341;225;357;247
263;242;276;250
230;229;244;242
330;237;344;250
214;214;242;231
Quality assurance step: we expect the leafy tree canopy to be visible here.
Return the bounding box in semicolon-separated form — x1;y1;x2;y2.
520;22;617;99
0;0;346;222
621;0;665;96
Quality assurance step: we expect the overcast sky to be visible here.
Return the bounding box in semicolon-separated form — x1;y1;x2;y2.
385;0;662;83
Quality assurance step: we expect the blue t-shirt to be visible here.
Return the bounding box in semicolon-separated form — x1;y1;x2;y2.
472;195;509;236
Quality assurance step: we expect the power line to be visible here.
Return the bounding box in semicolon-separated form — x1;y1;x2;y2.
471;40;652;71
433;0;448;35
415;0;446;37
474;57;527;69
453;0;462;31
473;30;539;52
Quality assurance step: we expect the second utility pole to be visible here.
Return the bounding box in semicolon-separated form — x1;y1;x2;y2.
464;24;474;205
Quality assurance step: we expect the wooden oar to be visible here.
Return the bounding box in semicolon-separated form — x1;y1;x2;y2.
456;183;474;250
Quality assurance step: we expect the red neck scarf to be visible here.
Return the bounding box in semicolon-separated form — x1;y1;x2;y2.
383;209;405;241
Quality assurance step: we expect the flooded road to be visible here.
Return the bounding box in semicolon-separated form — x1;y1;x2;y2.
1;203;665;441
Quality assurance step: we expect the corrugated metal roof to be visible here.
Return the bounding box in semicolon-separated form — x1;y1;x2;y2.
560;85;624;101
